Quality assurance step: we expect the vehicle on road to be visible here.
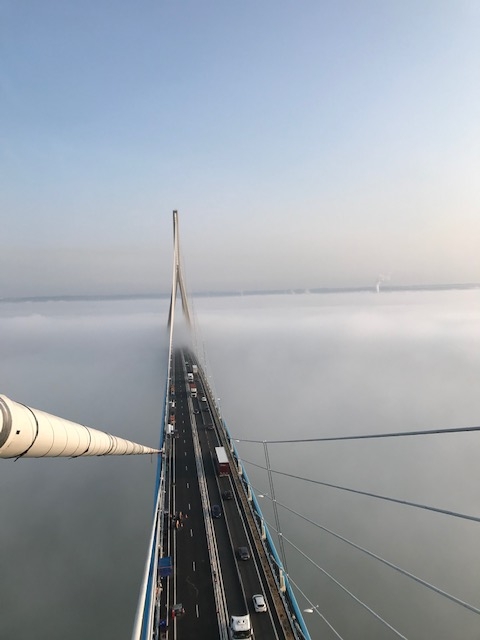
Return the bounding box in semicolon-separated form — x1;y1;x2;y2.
229;614;253;639
252;594;267;613
171;603;185;618
237;546;251;561
201;396;207;401
212;504;222;518
222;490;233;500
215;447;230;476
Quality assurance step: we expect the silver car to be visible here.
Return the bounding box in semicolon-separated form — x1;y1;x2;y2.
252;594;267;613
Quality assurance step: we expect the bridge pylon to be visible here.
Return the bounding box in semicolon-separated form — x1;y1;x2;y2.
167;210;193;330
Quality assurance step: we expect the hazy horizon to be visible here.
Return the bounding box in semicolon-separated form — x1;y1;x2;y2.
1;279;479;304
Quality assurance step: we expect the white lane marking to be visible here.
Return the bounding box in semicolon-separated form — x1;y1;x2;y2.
190;529;193;537
196;604;199;618
193;561;196;571
184;451;187;456
185;465;188;471
186;482;189;488
188;503;191;510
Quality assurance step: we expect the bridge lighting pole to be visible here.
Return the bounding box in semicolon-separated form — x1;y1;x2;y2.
256;496;268;540
263;440;289;574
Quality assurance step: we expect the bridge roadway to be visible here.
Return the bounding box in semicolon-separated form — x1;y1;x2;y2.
157;348;295;639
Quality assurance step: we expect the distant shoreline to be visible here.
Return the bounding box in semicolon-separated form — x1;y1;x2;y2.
1;283;479;304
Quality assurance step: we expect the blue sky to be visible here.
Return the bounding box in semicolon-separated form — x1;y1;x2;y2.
1;1;479;296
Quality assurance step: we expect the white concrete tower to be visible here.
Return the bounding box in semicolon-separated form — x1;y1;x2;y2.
167;210;193;330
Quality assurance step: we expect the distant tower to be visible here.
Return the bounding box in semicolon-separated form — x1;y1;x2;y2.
167;210;193;329
376;273;391;293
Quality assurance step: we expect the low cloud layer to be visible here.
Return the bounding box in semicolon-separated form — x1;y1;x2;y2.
198;290;480;640
1;291;479;639
0;299;168;639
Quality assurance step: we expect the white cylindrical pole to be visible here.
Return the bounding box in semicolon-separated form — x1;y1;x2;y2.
0;395;159;458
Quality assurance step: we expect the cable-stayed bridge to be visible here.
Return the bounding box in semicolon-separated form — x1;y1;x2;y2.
130;212;480;640
1;211;479;639
132;211;307;640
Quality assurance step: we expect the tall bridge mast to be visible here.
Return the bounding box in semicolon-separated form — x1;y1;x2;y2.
168;210;192;330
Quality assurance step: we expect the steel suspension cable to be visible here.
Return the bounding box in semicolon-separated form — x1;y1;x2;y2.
285;573;345;640
235;424;480;444
252;484;480;616
242;458;480;524
262;515;409;639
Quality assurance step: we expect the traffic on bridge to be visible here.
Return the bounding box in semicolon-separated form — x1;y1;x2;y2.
149;348;302;639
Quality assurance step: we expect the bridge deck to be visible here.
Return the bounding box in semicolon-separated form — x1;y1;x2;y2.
154;348;296;639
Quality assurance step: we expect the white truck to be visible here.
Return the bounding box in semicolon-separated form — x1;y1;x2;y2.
229;614;253;639
192;364;198;374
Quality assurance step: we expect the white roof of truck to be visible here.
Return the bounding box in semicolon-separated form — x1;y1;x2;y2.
215;446;229;464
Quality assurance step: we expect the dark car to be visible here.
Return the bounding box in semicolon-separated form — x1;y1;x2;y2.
222;490;233;500
211;504;222;519
237;546;251;561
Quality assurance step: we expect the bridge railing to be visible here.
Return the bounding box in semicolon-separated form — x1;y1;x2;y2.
198;359;310;640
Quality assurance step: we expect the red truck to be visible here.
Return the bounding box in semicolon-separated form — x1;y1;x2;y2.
215;447;230;476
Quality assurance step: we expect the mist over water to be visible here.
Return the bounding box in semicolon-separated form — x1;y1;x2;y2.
1;290;479;639
0;299;169;640
195;290;480;640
